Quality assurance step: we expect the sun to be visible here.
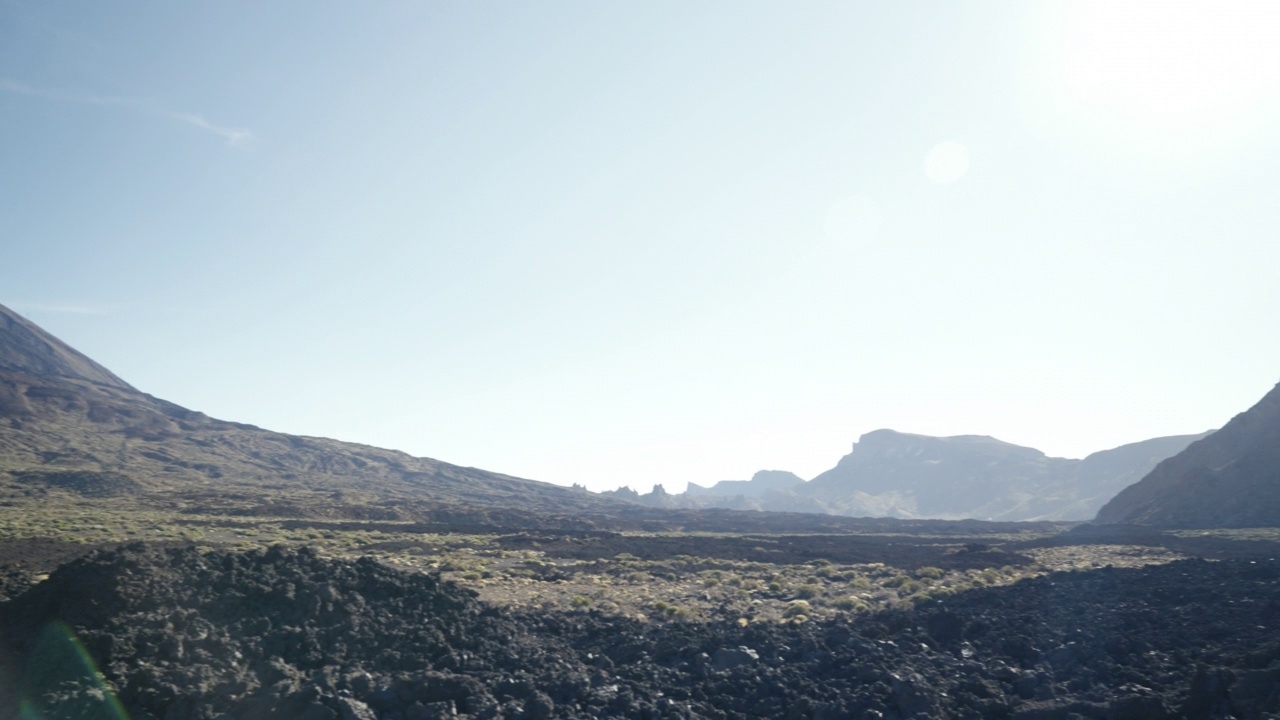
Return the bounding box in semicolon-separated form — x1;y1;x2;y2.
1059;0;1280;128
923;141;970;185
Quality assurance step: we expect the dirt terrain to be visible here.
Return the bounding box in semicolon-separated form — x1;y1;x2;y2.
2;543;1279;720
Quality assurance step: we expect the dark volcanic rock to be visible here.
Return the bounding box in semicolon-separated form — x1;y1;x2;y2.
1096;381;1280;527
3;545;1279;720
12;469;143;497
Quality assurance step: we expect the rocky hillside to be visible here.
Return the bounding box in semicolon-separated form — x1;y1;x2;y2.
0;303;622;517
610;430;1208;522
1095;381;1280;527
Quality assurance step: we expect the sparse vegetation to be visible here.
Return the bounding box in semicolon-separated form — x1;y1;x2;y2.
0;500;1207;623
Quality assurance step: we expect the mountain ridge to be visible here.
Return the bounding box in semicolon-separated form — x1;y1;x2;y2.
0;304;134;390
608;428;1210;521
1095;381;1280;527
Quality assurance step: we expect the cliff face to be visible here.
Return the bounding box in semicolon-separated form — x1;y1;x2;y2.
1095;382;1280;528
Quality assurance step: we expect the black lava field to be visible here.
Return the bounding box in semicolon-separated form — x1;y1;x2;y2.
2;545;1279;720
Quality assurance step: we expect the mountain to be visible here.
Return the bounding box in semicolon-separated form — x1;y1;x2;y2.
1095;381;1280;527
685;470;805;498
0;303;622;518
615;429;1210;521
804;430;1211;520
803;430;1062;519
0;307;134;390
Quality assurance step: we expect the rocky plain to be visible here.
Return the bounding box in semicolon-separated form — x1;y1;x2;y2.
1;532;1279;720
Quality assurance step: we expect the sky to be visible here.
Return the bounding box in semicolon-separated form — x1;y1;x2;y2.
3;1;1280;493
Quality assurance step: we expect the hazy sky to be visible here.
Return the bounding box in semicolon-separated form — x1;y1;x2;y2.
4;1;1279;492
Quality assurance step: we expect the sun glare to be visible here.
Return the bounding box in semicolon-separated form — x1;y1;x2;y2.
923;141;970;185
1060;0;1280;128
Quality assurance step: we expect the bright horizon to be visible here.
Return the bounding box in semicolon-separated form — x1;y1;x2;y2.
4;2;1279;493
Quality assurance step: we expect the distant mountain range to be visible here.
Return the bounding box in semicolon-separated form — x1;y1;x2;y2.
8;300;1272;530
1096;381;1280;527
604;429;1211;521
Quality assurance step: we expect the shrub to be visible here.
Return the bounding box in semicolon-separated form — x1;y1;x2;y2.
916;566;944;580
569;595;592;608
784;600;811;617
796;584;822;599
652;601;689;619
834;596;870;611
898;579;923;595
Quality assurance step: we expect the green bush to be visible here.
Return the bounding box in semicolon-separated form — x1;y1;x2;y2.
897;579;923;595
834;596;869;611
784;600;811;617
796;584;822;599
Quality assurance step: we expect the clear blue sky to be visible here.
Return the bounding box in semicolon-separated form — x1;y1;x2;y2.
4;1;1279;492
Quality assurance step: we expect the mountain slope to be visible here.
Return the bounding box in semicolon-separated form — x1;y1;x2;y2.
1095;381;1280;527
0;305;134;390
0;303;621;516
